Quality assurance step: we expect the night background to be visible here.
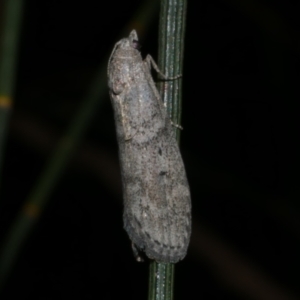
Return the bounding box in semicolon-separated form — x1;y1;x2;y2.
0;0;299;299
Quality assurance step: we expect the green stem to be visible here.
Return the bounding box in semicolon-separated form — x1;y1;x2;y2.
158;0;187;141
148;0;187;299
148;262;174;300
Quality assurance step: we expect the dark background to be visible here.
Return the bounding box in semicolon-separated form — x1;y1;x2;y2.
0;0;299;299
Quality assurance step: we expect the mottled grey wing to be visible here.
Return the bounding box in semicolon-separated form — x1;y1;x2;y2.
122;126;191;263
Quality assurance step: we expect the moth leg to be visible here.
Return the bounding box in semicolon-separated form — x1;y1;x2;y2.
131;243;144;262
145;55;182;80
144;55;183;129
171;121;183;130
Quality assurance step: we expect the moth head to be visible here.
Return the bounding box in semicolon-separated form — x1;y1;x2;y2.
129;30;141;50
110;30;142;60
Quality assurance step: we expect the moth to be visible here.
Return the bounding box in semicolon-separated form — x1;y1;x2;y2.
107;30;191;263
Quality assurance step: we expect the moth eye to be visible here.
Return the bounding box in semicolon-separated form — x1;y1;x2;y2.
132;40;141;50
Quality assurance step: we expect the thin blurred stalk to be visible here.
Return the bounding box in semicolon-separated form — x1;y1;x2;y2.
148;0;187;300
0;0;25;188
0;0;159;290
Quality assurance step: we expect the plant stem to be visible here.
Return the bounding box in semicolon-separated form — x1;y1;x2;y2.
148;262;174;300
148;0;187;299
158;0;187;141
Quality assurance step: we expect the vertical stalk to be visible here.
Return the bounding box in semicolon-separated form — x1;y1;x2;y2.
148;262;174;300
158;0;187;141
0;0;25;188
148;0;187;299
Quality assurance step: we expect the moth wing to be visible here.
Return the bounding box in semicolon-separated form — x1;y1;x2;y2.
123;130;191;263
